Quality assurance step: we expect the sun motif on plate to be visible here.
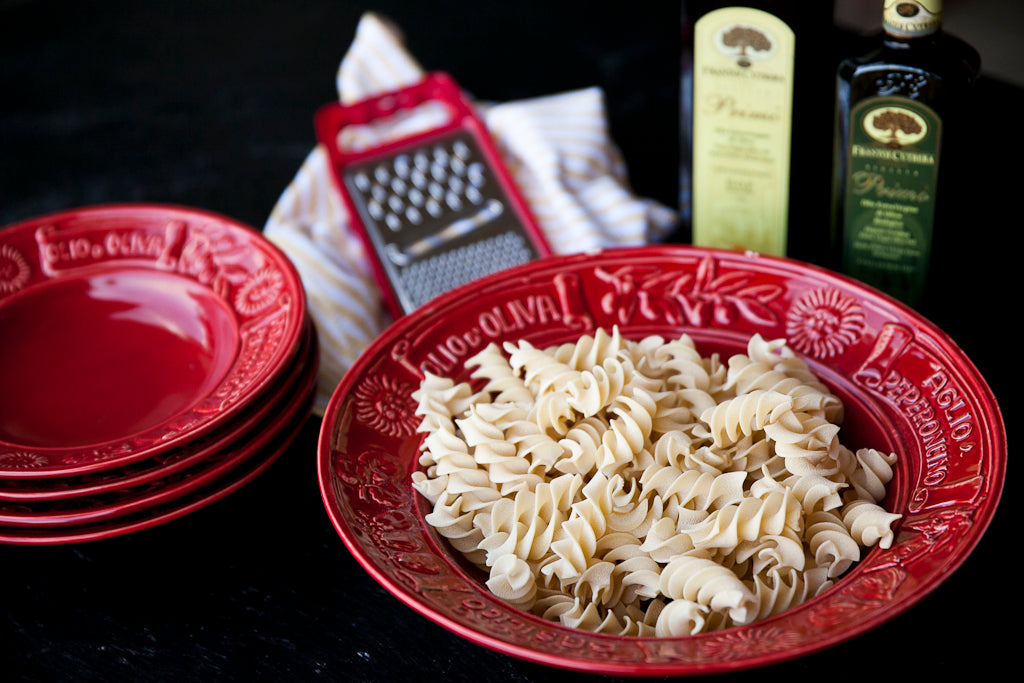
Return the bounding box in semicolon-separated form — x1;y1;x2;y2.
353;374;419;438
0;451;50;469
235;266;286;316
785;287;865;359
0;245;31;295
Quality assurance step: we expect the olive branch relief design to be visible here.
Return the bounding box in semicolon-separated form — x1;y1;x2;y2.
596;255;784;329
593;255;864;363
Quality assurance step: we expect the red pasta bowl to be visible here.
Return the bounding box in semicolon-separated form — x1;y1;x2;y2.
317;245;1005;676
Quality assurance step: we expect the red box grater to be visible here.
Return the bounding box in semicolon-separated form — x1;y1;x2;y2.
315;72;553;318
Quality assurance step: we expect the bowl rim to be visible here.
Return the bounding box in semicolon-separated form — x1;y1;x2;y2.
317;244;1006;676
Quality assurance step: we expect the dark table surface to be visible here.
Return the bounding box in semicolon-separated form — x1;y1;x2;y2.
1;2;1017;681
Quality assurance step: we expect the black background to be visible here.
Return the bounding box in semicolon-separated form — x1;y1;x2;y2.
1;1;1017;681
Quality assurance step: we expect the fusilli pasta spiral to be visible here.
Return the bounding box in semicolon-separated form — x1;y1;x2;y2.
411;328;901;635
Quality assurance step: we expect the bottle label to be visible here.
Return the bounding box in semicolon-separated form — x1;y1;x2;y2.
691;7;794;256
842;96;942;305
883;1;942;39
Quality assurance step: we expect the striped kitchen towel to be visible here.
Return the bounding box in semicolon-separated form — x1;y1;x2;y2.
264;12;678;414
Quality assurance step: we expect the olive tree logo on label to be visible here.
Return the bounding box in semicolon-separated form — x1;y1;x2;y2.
713;22;777;67
863;106;928;148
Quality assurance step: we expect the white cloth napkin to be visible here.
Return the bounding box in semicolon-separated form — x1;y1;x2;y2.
264;12;678;414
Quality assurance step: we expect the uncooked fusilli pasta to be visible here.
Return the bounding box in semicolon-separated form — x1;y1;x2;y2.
411;328;900;636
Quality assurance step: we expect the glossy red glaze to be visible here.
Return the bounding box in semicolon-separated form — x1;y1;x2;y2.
0;269;238;448
0;389;312;544
318;245;1006;676
0;321;317;528
0;314;314;504
0;204;307;476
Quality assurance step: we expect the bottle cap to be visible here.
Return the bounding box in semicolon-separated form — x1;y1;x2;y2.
883;0;942;38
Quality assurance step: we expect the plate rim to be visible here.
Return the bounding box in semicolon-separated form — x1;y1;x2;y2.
0;314;315;502
0;320;318;542
0;202;308;476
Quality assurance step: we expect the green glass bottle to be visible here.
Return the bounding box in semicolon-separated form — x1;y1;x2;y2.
831;0;979;308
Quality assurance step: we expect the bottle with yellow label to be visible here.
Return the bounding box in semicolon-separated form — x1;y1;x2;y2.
831;0;979;308
683;1;836;260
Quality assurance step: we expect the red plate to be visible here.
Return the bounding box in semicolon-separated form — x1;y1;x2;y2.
0;399;309;545
0;323;317;540
0;318;317;527
0;204;307;477
317;245;1006;676
0;314;314;502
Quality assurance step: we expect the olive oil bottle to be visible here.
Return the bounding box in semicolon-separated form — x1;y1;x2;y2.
681;1;837;261
831;0;979;308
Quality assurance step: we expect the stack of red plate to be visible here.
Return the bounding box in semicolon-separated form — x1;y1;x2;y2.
0;204;317;544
